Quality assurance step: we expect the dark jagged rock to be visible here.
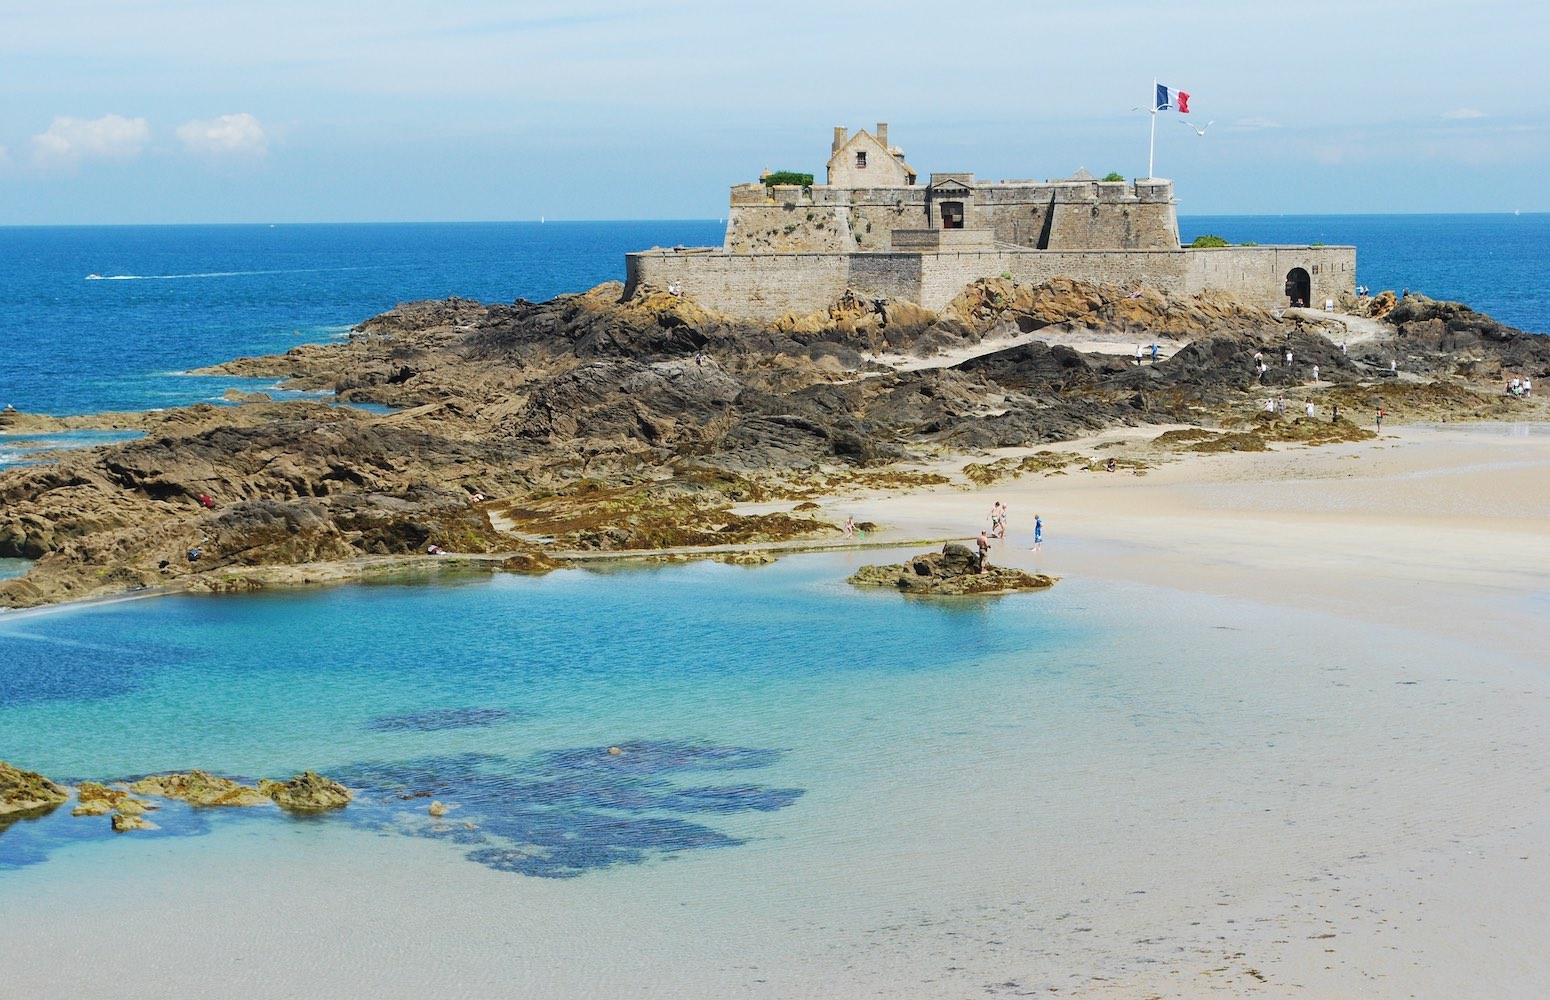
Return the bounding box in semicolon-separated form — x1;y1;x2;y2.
1384;294;1550;376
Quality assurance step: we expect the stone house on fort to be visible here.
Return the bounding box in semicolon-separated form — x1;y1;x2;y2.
626;123;1355;320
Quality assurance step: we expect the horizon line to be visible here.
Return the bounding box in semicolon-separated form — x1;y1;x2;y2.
2;210;1546;230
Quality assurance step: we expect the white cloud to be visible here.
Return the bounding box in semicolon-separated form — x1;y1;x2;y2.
1232;117;1280;130
31;114;151;168
175;112;270;157
1442;108;1485;120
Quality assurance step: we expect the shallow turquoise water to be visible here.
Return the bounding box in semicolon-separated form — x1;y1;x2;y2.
0;552;1087;878
7;550;1546;1000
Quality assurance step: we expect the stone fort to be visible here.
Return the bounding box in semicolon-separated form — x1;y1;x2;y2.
625;122;1356;320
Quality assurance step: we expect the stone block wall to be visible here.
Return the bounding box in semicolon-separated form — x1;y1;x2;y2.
1045;189;1180;251
890;229;998;251
626;250;870;319
627;242;1356;321
724;178;1179;253
1185;246;1356;308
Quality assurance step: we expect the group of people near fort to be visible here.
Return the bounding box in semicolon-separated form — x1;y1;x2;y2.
1252;349;1323;385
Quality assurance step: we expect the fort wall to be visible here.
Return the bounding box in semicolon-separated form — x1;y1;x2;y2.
1184;245;1356;307
724;177;1179;253
625;245;1356;322
637;124;1354;322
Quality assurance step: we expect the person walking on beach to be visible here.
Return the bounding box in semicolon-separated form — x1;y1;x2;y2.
1135;344;1143;366
1376;408;1385;430
1031;514;1043;551
994;503;1008;539
843;515;856;539
976;530;991;573
1311;364;1319;383
989;501;1003;536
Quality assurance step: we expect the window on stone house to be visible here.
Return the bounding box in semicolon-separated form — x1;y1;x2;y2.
856;151;867;169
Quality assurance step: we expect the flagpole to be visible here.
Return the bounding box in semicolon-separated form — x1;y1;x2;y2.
1148;78;1157;180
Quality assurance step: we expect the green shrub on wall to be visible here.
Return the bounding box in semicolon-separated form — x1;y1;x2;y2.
763;171;814;189
1102;172;1126;182
1189;234;1230;248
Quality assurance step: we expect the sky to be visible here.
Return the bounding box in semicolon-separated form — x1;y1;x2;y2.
3;0;1547;224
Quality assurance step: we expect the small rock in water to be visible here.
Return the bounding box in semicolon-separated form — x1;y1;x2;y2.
259;771;352;811
428;800;449;817
71;780;153;817
607;746;624;756
110;812;156;832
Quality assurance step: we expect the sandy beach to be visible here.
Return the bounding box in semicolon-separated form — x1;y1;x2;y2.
857;421;1550;655
822;421;1550;996
4;421;1549;999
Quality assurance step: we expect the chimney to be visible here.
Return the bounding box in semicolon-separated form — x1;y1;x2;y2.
876;122;889;149
833;126;847;154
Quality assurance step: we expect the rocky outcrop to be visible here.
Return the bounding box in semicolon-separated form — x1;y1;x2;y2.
71;781;153;818
849;543;1057;596
1;276;1541;610
259;771;352;811
129;770;270;807
0;761;69;819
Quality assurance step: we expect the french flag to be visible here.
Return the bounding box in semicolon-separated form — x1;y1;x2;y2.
1156;84;1191;113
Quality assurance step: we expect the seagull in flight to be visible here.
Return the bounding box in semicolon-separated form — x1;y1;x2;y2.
1178;119;1216;136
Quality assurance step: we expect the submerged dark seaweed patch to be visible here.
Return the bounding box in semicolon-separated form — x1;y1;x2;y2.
335;739;802;878
0;741;804;879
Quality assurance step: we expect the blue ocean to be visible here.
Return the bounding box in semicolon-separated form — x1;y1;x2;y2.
2;217;1548;996
0;215;1546;419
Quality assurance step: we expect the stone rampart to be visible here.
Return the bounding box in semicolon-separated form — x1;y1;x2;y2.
724;178;1179;253
1184;246;1356;308
625;244;1356;321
